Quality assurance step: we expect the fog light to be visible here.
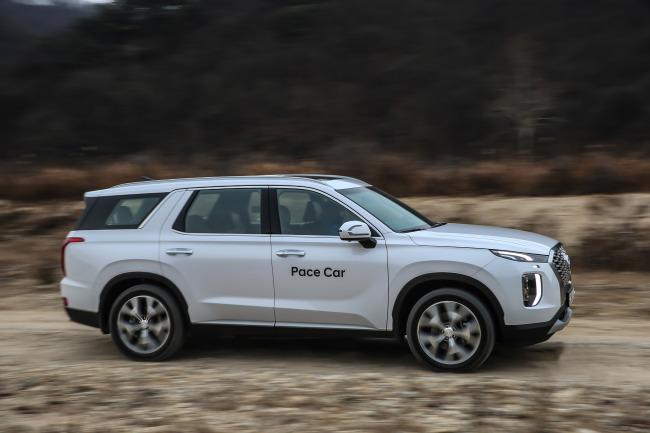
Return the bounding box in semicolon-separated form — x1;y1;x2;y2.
522;274;542;307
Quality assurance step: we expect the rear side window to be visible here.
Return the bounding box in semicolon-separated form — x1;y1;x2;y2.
74;193;167;230
174;188;263;234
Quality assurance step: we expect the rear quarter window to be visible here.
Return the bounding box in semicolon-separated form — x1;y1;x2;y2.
74;193;167;230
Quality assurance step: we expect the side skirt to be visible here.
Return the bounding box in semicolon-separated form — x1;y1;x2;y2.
189;324;390;340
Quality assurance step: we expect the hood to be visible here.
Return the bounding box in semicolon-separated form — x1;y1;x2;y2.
407;223;558;255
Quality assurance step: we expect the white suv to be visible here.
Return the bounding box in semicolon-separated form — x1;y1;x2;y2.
61;175;574;372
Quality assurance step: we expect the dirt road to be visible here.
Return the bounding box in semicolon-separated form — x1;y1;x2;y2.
1;275;649;433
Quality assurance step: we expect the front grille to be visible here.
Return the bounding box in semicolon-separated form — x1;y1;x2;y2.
552;246;572;287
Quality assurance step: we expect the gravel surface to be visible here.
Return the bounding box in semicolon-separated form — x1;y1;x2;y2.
1;279;649;433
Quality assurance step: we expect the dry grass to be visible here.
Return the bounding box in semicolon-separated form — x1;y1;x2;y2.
2;152;650;200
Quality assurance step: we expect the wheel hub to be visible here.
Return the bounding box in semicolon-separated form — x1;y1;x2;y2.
117;295;171;355
416;300;482;365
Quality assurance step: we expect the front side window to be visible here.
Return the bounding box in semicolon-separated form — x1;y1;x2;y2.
277;189;357;236
180;188;262;234
339;187;434;232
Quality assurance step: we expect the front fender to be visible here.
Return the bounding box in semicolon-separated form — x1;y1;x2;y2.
390;272;506;337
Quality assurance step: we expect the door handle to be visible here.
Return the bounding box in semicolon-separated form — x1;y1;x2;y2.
276;250;306;257
165;248;194;256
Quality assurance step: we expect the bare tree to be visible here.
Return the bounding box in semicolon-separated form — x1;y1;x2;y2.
493;37;555;154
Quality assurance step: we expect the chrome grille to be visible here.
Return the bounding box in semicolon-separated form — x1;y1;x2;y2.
552;246;572;286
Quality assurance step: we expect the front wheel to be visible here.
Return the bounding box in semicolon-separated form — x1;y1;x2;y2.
406;289;495;372
109;284;185;361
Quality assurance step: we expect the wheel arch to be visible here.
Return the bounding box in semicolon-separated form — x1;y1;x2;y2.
99;272;190;334
392;273;506;343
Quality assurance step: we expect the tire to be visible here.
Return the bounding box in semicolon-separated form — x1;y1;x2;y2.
109;284;185;361
406;288;495;372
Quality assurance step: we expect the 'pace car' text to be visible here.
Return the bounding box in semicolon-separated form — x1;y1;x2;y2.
291;267;346;277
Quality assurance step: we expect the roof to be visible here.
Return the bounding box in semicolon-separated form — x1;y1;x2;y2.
85;174;370;197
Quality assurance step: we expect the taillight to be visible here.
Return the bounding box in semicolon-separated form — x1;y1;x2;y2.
61;237;84;276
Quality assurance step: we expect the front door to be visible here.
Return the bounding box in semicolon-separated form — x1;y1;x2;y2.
271;188;389;330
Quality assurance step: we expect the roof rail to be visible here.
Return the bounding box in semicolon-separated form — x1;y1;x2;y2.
282;174;360;181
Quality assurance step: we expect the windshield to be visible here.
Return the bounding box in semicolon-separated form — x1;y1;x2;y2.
339;187;436;232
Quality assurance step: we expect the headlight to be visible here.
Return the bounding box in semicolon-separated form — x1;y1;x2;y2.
491;250;548;263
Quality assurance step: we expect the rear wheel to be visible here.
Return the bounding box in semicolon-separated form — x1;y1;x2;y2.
406;288;495;372
109;284;185;361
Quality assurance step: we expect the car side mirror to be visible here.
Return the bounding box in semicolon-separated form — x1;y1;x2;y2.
339;221;376;249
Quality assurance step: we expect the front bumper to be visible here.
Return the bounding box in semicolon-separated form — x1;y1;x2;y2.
500;285;574;347
548;305;572;334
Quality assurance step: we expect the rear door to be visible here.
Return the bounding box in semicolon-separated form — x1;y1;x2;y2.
159;187;274;325
270;188;389;330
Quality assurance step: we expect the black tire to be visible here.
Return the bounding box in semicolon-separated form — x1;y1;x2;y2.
406;288;495;372
109;284;185;361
